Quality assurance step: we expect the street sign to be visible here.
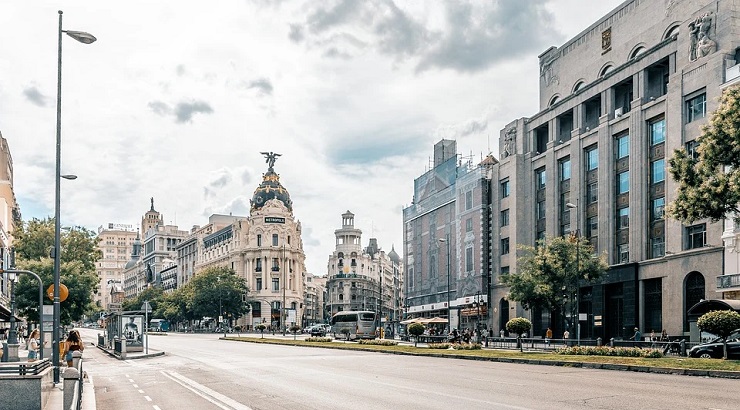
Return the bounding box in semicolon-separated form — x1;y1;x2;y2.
141;301;152;313
46;284;69;302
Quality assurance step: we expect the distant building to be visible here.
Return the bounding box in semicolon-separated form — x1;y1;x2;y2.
326;211;405;330
0;132;20;324
95;223;137;310
303;272;325;326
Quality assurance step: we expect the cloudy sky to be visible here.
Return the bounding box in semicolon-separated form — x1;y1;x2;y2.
1;0;623;276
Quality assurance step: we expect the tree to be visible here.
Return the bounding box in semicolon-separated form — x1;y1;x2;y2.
256;323;266;338
188;266;250;323
668;85;740;224
122;286;165;320
290;324;301;340
697;310;740;360
506;317;532;352
501;235;608;331
159;286;195;327
13;218;100;324
408;322;425;347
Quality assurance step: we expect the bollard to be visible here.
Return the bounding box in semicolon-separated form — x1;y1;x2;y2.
680;339;686;356
120;338;127;360
63;367;80;410
72;351;82;369
610;338;614;347
597;337;602;347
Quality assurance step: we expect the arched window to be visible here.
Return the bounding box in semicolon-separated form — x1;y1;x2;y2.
629;45;646;59
499;298;510;333
599;64;614;78
684;271;705;331
548;95;560;107
572;80;585;93
664;24;680;40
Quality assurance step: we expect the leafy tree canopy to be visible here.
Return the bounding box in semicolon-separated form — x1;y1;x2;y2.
668;85;740;224
188;266;250;321
506;317;532;336
697;310;740;360
501;235;608;314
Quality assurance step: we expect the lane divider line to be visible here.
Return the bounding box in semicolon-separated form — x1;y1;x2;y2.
160;370;253;410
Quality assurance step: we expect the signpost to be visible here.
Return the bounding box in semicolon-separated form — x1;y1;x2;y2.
141;301;152;354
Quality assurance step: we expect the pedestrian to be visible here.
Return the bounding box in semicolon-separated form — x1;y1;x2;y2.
660;329;669;342
62;330;84;367
545;327;552;346
633;327;642;343
27;329;40;362
499;328;505;338
650;330;656;348
563;329;570;339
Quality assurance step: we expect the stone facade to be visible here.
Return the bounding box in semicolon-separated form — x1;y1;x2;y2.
492;0;735;341
0;132;19;323
94;223;136;309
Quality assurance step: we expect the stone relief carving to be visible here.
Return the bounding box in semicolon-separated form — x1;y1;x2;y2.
665;0;678;16
502;127;516;158
689;12;716;61
540;57;559;87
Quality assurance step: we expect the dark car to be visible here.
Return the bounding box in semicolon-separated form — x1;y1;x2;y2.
310;324;330;337
688;330;740;359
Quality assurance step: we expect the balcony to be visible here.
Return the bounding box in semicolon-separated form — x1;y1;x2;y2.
717;273;740;292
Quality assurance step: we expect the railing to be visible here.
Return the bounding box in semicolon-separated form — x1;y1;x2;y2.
727;62;740;83
63;351;84;410
0;358;52;375
717;272;740;290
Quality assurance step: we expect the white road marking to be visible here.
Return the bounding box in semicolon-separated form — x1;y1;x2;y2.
145;396;152;402
160;370;253;410
138;389;144;394
129;379;135;383
125;374;130;378
133;384;139;388
153;406;162;410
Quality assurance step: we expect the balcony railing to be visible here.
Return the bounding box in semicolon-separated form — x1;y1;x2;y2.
717;273;740;291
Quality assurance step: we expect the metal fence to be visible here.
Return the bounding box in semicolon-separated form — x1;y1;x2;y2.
0;358;51;375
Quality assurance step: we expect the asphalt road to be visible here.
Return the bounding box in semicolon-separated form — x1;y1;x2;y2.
78;328;737;410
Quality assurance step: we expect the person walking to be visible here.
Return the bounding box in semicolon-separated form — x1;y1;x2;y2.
62;330;84;367
632;327;642;346
545;328;553;346
26;329;40;362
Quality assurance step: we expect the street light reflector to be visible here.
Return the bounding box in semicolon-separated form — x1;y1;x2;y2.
61;174;77;180
566;202;577;209
65;30;97;44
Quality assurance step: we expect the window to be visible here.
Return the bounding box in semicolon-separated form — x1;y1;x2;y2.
618;244;629;264
501;209;509;227
272;258;279;271
501;238;510;255
536;168;546;190
255;259;262;272
256;278;262;291
586;147;598;171
536;201;546;220
616;134;630;159
272;234;279;246
587;216;598;238
651;159;665;184
651;237;665;258
272;278;279;291
618;207;630;229
465;190;473;210
466;218;473;232
586;182;598;204
686;93;706;123
685;224;706;249
501;180;510;198
652;198;665;220
686;140;699;160
650;119;666;145
617;171;629;194
644;278;663;331
465;247;474;272
559;158;571;181
257;234;262;247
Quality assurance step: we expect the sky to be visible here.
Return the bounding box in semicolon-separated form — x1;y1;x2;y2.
0;0;624;276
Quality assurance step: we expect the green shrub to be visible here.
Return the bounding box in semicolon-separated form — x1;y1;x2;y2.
555;346;663;358
506;317;532;336
428;343;452;349
454;343;482;350
358;339;398;346
306;337;332;342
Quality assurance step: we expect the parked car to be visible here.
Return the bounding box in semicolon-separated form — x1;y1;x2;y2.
688;329;740;359
310;324;331;337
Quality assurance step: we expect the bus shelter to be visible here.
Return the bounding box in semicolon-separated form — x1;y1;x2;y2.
104;312;144;352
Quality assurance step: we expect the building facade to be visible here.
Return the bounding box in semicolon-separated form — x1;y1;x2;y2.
303;272;325;326
0;132;20;324
94;223;137;310
325;211;405;332
491;0;731;341
403;140;493;332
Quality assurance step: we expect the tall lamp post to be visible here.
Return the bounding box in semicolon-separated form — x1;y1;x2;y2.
438;234;451;334
282;244;286;336
566;200;580;346
54;10;96;384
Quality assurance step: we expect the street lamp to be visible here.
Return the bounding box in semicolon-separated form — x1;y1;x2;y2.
566;200;580;345
438;235;451;334
282;243;286;336
54;10;96;384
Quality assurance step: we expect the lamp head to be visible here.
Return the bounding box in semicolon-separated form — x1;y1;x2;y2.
65;30;97;44
61;174;77;180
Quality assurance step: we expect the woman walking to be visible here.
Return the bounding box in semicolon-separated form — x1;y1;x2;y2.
27;329;40;362
62;330;84;367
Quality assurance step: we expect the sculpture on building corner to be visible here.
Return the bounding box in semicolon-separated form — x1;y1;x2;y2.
689;12;716;61
502;127;516;158
260;151;281;172
540;57;559;87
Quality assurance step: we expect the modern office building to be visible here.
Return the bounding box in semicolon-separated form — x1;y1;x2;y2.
402;140;493;331
94;223;137;310
490;0;731;341
325;211;405;332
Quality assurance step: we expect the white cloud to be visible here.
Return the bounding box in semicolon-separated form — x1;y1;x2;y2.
0;0;623;277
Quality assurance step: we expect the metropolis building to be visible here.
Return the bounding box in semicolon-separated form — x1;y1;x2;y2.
489;0;736;341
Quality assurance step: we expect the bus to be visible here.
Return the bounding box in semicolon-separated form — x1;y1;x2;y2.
330;311;377;340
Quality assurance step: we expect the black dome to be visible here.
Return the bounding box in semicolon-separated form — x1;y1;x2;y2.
251;170;292;212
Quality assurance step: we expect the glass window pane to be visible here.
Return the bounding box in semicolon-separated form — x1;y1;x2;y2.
617;171;629;194
650;119;665;145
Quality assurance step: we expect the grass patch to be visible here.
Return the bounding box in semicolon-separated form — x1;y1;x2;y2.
222;336;740;372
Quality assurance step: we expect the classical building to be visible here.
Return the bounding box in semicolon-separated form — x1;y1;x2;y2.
326;211;405;331
490;0;731;341
0;132;20;324
402;140;493;331
122;232;145;299
141;200;188;289
94;223;137;310
303;272;326;326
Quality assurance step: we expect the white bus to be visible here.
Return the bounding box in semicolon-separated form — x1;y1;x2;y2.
330;311;377;340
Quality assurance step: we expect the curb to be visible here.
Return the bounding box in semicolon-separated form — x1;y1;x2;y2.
95;345;166;360
223;337;740;380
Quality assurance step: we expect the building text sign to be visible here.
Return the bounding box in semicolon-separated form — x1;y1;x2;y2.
265;217;285;224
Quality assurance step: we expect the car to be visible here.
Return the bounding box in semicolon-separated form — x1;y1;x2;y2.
688;329;740;359
310;324;331;337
